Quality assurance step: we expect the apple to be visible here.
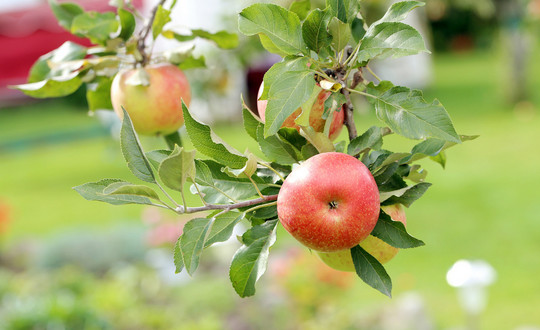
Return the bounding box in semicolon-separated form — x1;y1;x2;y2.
110;63;191;135
257;83;344;140
277;152;380;252
317;204;407;271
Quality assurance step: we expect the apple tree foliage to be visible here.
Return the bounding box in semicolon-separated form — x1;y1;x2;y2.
16;0;475;298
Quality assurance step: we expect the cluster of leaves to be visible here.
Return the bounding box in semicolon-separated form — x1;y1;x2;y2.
13;0;238;110
70;0;474;298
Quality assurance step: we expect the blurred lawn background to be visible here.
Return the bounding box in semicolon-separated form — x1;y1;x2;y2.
1;2;540;329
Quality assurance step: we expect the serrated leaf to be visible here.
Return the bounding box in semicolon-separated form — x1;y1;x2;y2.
103;182;162;203
277;127;308;151
347;126;384;156
367;81;460;143
73;179;158;206
178;217;213;275
289;0;311;20
243;106;261;141
205;213;244;247
302;8;333;53
117;8;136;40
173;238;185;273
351;245;392;297
164;131;182;150
400;138;446;164
192;160;270;204
327;0;358;23
120;108;156;183
260;56;310;101
264;70;316;137
351;16;366;42
358;22;428;62
146;149;172;170
374;162;399;186
371;212;424;249
328;17;351;52
14;73;83;98
27;41;87;83
239;3;306;55
152;5;171;40
71;11;119;45
167;29;239;49
158;145;196;192
380;182;431;207
229;219;278;297
182;102;248;169
430;151;446;168
86;76;113;111
49;0;84;30
178;55;206;70
257;125;299;164
224;152;259;178
374;0;425;25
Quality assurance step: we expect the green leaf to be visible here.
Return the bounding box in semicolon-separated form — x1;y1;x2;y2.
351;16;366;43
242;106;261;141
289;0;311;20
117;8;136;41
260;56;309;101
351;245;392;297
374;0;425;24
380;182;431;207
73;179;159;206
167;29;239;49
178;217;213;275
357;22;428;62
178;55;206;70
302;8;333;53
326;0;359;23
49;0;84;30
182;102;248;169
229;219;278;297
256;125;299;164
192;160;270;204
71;11;119;45
152;5;171;40
103;182;162;201
264;70;316;137
14;73;83;98
158;145;196;192
347;126;384;156
238;3;307;55
328;17;351;52
173;239;185;273
164;131;182;150
27;41;87;83
86;76;113;111
205;213;244;247
277;127;308;151
146;149;173;170
371;212;424;249
367;81;461;143
258;34;289;56
120;108;156;183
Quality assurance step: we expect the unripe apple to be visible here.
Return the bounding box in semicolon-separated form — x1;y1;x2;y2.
317;204;407;271
110;63;191;135
277;152;380;252
257;83;344;140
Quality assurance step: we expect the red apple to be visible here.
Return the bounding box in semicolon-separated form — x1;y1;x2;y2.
257;83;344;140
317;204;407;271
110;63;191;135
277;152;380;252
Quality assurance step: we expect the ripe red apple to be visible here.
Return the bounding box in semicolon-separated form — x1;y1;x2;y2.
257;83;344;140
277;152;380;252
110;63;191;135
317;204;407;271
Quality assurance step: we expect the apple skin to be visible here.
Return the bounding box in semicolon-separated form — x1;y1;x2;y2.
317;204;407;271
257;83;344;140
110;63;191;135
277;152;380;252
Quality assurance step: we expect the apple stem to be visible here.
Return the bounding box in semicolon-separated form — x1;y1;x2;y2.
174;194;279;214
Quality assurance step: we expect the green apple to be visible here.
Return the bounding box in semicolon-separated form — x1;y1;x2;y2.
317;204;407;271
277;152;380;252
110;63;191;135
257;83;344;140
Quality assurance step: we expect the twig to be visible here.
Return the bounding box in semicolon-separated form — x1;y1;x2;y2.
175;194;279;214
137;0;167;66
366;65;382;82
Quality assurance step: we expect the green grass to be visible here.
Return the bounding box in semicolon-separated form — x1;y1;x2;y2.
1;46;540;329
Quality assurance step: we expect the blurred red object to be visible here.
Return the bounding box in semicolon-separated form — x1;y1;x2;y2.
0;0;143;105
0;199;10;234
